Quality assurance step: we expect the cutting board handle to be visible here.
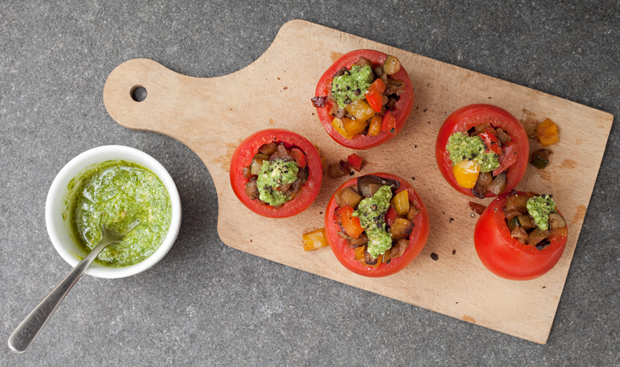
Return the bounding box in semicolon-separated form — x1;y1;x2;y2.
103;58;228;149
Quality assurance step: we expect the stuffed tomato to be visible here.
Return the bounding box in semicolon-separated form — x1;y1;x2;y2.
474;191;568;280
435;104;529;198
312;50;414;150
230;129;323;218
325;173;429;277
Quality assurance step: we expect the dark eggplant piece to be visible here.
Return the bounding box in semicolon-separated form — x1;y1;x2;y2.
548;212;567;230
357;174;400;198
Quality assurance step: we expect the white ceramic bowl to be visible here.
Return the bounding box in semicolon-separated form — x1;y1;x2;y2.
45;145;182;279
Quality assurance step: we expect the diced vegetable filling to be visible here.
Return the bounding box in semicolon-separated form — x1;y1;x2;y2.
312;55;407;140
446;124;517;197
334;175;419;266
504;192;566;250
244;143;309;207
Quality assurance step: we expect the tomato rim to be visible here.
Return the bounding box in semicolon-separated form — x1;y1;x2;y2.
230;129;323;218
324;172;430;277
473;191;568;280
435;104;529;197
314;50;415;150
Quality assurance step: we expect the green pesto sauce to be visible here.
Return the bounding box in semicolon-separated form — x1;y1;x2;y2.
256;159;299;206
67;160;171;267
353;185;393;258
331;65;374;108
526;195;556;231
446;132;500;172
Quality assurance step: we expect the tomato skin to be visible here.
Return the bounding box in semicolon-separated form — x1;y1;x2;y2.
230;129;323;218
435;104;529;197
474;192;568;280
314;50;415;150
325;173;430;277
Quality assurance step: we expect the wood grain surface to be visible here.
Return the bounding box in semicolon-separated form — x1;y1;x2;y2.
103;20;613;344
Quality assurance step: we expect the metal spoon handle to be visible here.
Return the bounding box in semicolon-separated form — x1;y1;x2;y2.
8;242;107;353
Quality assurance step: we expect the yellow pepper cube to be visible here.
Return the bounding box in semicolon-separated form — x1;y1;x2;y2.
342;117;368;137
391;190;410;216
345;100;375;123
453;160;480;189
303;228;329;251
331;118;352;139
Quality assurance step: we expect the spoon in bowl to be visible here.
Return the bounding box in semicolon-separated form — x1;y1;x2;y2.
8;225;128;353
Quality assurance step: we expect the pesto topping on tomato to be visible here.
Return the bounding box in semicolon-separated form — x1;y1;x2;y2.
446;132;500;172
257;159;299;206
68;160;171;267
526;195;556;231
353;185;393;258
331;65;374;109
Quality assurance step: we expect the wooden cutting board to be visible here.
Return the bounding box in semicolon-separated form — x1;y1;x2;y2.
103;20;613;344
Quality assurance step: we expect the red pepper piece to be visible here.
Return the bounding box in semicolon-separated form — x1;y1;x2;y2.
291;148;307;168
480;128;503;155
385;206;398;227
381;111;396;134
493;141;518;176
347;153;364;172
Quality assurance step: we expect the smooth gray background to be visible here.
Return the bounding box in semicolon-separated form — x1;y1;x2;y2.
1;1;619;366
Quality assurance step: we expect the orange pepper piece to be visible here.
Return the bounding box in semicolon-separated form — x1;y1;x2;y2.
368;114;382;136
338;206;364;238
536;118;560;146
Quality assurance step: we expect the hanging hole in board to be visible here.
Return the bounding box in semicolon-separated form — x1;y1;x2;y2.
130;86;147;102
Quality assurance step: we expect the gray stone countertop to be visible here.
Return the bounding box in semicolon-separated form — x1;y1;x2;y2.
1;1;619;366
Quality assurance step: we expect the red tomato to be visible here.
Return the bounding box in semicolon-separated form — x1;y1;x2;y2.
314;50;415;150
474;192;568;280
230;129;323;218
325;173;430;277
435;104;529;197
